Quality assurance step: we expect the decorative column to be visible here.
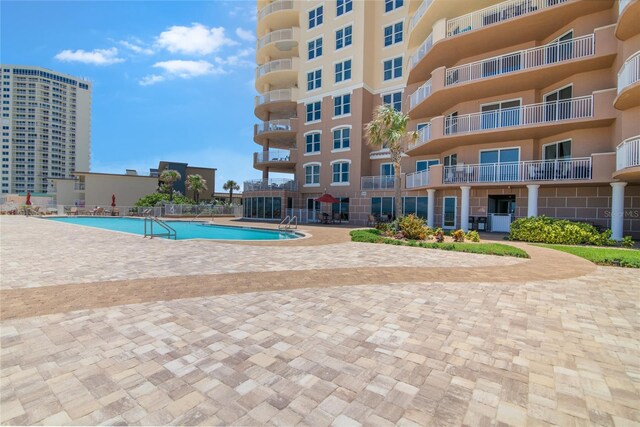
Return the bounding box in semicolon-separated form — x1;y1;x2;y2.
610;182;627;241
427;189;436;228
460;186;471;232
527;184;540;217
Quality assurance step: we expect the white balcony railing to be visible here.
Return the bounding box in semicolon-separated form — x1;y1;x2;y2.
443;158;592;184
408;123;432;151
244;178;297;192
256;59;294;79
446;0;569;38
445;34;594;86
361;175;398;190
255;149;292;163
255;88;294;107
255;119;294;134
409;32;433;69
257;28;295;50
409;0;434;32
619;0;632;14
617;136;640;170
258;0;294;21
618;51;640;94
409;78;432;110
444;96;593;135
405;170;429;189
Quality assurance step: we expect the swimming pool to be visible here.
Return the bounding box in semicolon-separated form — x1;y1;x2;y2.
45;217;301;241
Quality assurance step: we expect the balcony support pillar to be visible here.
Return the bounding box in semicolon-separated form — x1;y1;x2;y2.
262;168;269;180
427;189;436;228
460;186;471;232
526;184;540;217
610;182;627;241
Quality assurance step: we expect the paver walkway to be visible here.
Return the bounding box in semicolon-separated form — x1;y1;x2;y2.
1;216;639;426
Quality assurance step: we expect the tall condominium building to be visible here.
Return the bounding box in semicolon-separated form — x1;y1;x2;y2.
243;0;639;239
1;65;92;195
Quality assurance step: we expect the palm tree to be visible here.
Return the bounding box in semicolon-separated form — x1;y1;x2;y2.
159;169;181;202
186;174;208;203
223;179;240;205
365;104;418;221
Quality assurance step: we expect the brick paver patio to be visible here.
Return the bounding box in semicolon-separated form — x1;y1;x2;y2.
0;216;639;426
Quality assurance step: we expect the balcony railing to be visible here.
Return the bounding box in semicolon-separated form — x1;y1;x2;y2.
255;119;294;134
409;32;433;69
255;149;292;163
244;178;297;192
445;34;595;86
619;0;632;14
408;123;431;150
444;96;593;135
443;158;592;184
255;88;295;107
409;0;434;32
409;78;432;110
258;0;294;21
405;170;429;189
618;51;640;94
257;28;295;50
73;182;85;190
617;136;640;170
361;175;398;190
446;0;569;38
256;59;294;79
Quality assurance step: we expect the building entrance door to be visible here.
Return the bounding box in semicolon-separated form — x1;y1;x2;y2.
488;195;515;232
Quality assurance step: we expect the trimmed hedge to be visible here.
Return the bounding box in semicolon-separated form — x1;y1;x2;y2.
510;216;614;246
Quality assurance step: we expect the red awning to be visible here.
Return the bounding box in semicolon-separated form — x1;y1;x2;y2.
315;193;340;204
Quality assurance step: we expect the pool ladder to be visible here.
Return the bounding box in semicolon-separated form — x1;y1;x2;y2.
278;215;297;231
144;216;177;239
190;211;214;223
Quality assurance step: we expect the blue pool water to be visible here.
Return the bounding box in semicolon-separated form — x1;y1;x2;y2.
45;217;300;240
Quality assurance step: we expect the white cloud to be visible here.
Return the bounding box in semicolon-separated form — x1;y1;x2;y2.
156;23;237;56
228;4;257;22
139;60;226;85
139;74;166;86
214;48;254;68
119;40;154;55
54;47;124;65
235;28;255;42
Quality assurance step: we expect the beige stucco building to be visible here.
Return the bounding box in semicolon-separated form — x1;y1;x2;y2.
244;0;639;239
1;65;92;195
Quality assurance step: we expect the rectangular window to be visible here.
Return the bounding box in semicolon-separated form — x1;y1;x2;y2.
305;133;321;153
332;162;350;183
416;159;439;172
443;196;456;229
384;22;403;46
333;128;350;150
443;154;457;167
543;140;571;160
385;0;403;12
383;57;402;80
335;59;352;83
381;163;395;176
382;91;402;111
307;69;322;91
334;94;351;116
306;101;321;122
337;0;352;16
305;164;320;184
309;6;323;28
308;37;323;60
336;25;353;50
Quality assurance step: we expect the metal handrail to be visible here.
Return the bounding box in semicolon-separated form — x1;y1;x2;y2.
190;210;214;223
144;216;177;239
278;215;297;230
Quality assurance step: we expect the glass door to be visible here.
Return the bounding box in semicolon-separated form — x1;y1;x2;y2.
545;85;572;121
307;198;320;222
443;196;456;229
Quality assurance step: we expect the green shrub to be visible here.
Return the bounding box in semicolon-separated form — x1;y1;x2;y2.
466;230;480;242
451;229;466;243
135;192;195;207
510;216;613;246
622;236;635;248
398;214;428;240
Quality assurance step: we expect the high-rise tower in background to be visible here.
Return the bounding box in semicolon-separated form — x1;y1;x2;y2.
1;65;92;194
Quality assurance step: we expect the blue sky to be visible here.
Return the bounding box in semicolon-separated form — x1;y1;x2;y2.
2;0;274;191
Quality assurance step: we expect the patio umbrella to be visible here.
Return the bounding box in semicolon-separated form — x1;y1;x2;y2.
111;194;116;208
315;193;340;204
25;191;31;206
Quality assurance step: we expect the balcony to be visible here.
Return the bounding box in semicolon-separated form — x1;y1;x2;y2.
361;175;398;191
253;149;296;173
254;88;297;121
407;0;612;84
73;182;85;191
614;136;640;182
244;178;297;192
443;158;592;185
615;51;640;110
256;28;299;63
408;91;616;156
409;31;617;117
405;170;429;189
257;1;298;35
616;0;639;40
255;58;299;92
253;119;297;148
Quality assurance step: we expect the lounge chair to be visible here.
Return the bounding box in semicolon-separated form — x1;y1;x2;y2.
69;207;78;216
367;214;379;227
332;212;342;224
